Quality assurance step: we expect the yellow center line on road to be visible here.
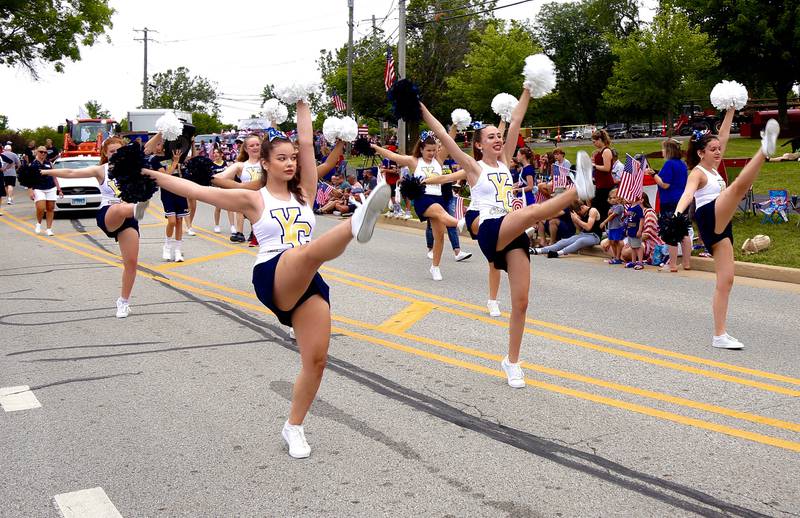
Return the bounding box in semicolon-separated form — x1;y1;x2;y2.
188;224;800;390
4;213;800;452
152;249;247;271
378;302;438;333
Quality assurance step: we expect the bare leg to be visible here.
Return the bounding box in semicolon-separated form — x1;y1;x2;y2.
187;198;197;229
44;200;55;228
422;203;458;228
166;216;176;239
497;189;578;250
714;150;766;233
214;206;221;226
236;212;244;234
505;249;530;363
547;219;559;245
174;216;184;241
117;228;139;299
227;210;235;226
35;200;45;223
104;203;135;233
681;236;692;269
430;219;445;267
711;239;734;336
287;295;330;425
272;219;354;310
488;264;500;300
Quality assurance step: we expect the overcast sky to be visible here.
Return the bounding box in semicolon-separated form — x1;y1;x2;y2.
1;0;654;130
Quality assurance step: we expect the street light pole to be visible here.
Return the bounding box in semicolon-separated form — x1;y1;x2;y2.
397;0;406;154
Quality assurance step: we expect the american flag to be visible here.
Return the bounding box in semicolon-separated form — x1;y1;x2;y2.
384;46;396;91
618;154;645;203
315;182;333;207
534;190;548;204
331;90;346;112
454;194;467;218
552;163;571;189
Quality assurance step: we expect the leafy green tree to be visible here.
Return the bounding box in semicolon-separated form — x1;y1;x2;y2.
0;0;114;77
444;21;540;123
536;0;639;123
191;112;224;135
117;118;129;132
603;10;717;132
147;67;218;113
674;0;800;125
84;100;111;119
0;115;8;131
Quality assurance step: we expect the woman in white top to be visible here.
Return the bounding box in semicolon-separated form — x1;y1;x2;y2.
143;98;390;460
372;134;459;281
674;108;779;350
40;137;149;318
421;87;593;389
213;134;263;242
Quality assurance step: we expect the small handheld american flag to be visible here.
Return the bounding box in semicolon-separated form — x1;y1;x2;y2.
552;163;571;189
315;182;333;206
618;153;645;203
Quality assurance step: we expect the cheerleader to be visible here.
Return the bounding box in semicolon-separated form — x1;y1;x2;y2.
214;134;263;243
673;109;779;349
420;87;593;388
40;137;149;318
142;99;390;459
210;147;235;234
372;135;459;281
26;146;61;235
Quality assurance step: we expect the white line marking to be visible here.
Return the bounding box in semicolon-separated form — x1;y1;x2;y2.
53;487;123;518
0;385;42;412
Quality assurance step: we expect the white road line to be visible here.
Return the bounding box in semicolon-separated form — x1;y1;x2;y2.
0;385;42;412
53;487;123;518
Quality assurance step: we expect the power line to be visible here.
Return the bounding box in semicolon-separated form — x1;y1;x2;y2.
413;0;535;25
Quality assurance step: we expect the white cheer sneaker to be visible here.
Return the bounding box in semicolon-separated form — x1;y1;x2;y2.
350;182;390;243
282;421;311;459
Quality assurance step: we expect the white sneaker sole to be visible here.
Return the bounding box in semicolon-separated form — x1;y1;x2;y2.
355;183;391;243
761;119;779;158
281;429;310;459
573;151;595;201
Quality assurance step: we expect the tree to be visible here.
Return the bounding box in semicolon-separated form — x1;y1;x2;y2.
0;0;114;78
536;0;639;123
0;115;8;131
84;100;110;119
674;0;800;126
444;21;541;123
191;112;224;135
147;67;218;113
602;10;718;132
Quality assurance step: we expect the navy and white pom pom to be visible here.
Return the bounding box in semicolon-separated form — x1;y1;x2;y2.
522;54;557;98
108;143;157;203
658;212;691;246
387;79;422;123
183;156;215;186
353;136;374;156
710;80;748;111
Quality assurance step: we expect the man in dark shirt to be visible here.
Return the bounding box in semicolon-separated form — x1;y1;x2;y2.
45;138;60;161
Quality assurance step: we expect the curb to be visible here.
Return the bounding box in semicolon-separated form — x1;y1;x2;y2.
360;214;800;286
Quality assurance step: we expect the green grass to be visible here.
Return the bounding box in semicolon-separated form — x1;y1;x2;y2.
730;212;800;268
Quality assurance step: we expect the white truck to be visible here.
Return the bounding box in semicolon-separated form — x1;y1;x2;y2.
126;109;192;132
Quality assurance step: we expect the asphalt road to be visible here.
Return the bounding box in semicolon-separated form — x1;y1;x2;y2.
2;194;799;517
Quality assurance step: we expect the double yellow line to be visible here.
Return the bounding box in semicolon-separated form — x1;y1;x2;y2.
3;211;800;453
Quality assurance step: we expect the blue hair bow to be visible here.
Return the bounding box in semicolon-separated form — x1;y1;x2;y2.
419;130;436;141
267;127;288;142
472;121;485;130
692;129;706;141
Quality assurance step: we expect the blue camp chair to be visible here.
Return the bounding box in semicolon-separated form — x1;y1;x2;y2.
757;189;790;224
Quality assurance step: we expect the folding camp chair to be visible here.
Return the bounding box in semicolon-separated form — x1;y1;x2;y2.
757;189;790;224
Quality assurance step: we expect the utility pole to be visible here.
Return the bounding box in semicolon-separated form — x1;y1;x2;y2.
346;0;354;119
397;0;407;154
134;27;157;108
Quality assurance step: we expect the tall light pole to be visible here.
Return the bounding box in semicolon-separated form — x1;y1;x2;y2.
134;27;157;108
346;0;354;119
397;0;407;153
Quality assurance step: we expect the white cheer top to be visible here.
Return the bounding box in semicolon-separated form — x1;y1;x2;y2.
99;164;121;208
693;165;726;209
252;186;315;265
470;160;515;224
239;160;263;184
413;158;443;197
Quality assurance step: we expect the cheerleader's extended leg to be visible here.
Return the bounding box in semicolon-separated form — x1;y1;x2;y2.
496;188;578;251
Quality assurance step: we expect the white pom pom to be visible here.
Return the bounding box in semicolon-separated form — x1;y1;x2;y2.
155;111;183;140
522;54;557;98
338;116;359;143
491;93;518;123
274;80;320;104
451;108;472;131
710;80;748;111
322;117;342;144
262;98;288;125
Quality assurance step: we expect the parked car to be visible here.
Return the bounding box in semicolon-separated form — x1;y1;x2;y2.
563;130;581;140
52;155;101;212
602;123;627;139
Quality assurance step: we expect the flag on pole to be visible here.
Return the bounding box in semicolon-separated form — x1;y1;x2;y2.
618;153;645;203
552;163;571;190
331;90;346;112
315;182;334;207
384;46;396;91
